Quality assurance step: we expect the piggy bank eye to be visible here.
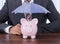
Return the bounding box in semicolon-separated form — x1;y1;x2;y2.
26;25;28;27
30;25;32;27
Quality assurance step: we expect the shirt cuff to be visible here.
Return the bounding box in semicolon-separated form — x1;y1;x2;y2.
4;26;12;33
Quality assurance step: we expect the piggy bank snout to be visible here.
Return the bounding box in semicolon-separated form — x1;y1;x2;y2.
25;26;33;33
25;25;37;33
25;28;33;33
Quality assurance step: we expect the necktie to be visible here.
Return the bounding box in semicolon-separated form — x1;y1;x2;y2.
24;0;31;3
24;0;32;21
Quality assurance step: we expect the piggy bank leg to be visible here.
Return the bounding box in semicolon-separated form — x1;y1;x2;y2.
23;35;28;39
31;35;36;39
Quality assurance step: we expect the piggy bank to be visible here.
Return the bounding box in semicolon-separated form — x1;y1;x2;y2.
20;18;38;39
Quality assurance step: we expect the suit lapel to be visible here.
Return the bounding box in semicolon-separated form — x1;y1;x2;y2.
19;0;22;5
9;0;24;25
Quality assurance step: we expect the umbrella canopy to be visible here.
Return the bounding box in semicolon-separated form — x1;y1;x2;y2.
12;3;50;14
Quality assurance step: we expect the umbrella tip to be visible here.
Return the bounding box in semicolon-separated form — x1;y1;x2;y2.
45;10;51;14
12;11;17;14
45;11;51;14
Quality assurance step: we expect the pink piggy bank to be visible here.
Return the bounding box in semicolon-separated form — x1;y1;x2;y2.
20;18;38;39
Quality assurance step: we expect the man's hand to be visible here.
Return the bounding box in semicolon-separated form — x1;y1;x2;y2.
9;24;21;35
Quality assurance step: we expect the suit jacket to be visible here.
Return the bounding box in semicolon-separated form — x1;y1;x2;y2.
0;0;60;33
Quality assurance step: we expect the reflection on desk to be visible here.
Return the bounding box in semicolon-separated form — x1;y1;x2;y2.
0;33;60;44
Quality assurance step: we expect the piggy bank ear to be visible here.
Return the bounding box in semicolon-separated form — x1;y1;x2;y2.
32;18;38;24
20;18;27;24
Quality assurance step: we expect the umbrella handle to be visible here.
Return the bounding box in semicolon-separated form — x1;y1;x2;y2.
24;0;31;3
24;13;32;21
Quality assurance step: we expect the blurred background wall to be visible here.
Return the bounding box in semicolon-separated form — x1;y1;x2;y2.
52;0;60;13
0;0;5;10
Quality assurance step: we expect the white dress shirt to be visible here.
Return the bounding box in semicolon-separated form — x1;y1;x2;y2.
5;0;34;33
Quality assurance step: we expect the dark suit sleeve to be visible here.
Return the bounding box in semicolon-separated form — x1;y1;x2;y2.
40;0;60;32
47;0;60;22
0;0;10;33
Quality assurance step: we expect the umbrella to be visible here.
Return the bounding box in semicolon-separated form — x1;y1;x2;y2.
12;3;50;14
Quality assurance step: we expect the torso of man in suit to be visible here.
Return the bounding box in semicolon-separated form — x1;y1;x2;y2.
7;0;48;25
0;0;60;33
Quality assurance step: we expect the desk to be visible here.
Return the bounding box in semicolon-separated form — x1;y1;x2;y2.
0;33;60;44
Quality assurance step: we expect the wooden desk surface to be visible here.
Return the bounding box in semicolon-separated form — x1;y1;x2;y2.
0;33;60;44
